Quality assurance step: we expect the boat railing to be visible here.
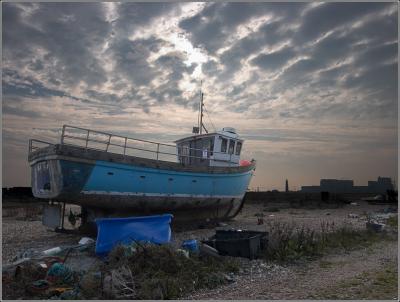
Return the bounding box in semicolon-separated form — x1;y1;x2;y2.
29;139;54;153
30;125;238;165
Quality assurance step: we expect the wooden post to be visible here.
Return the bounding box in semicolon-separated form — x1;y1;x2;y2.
85;130;90;149
61;125;66;145
106;134;111;152
61;202;66;230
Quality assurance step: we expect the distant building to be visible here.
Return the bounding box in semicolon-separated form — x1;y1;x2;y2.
366;177;394;193
285;179;289;192
301;177;394;194
320;179;353;193
300;185;320;193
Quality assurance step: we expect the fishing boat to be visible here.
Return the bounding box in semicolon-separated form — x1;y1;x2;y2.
28;91;256;228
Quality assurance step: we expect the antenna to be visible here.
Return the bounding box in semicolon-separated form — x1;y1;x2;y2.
200;92;204;134
196;81;202;134
193;81;202;134
194;81;209;134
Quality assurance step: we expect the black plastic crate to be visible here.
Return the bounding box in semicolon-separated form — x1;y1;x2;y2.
203;230;269;259
216;230;269;250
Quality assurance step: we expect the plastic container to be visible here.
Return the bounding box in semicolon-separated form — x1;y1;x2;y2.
78;237;95;245
42;247;63;256
182;239;199;252
204;230;268;259
95;214;173;256
239;160;252;166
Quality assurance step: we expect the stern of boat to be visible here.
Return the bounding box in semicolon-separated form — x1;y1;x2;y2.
28;140;95;200
30;157;63;199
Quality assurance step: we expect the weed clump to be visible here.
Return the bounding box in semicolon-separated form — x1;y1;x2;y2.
265;207;280;212
264;221;392;263
98;244;240;300
386;215;398;228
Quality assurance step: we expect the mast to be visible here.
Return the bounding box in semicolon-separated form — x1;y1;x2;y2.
199;91;204;135
194;81;207;135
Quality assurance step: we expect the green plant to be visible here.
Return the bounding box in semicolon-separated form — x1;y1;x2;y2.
99;244;240;300
265;207;280;212
386;215;398;228
264;220;394;263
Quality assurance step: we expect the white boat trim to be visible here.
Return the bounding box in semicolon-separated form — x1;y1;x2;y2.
81;190;244;199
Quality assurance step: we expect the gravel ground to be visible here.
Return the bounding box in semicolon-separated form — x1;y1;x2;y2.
2;200;398;299
2;218;81;264
185;240;397;300
171;200;393;244
3;200;390;263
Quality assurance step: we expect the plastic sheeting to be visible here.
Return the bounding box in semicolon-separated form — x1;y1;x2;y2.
95;214;173;256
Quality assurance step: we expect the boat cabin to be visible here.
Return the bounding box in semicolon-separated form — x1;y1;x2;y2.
175;127;243;167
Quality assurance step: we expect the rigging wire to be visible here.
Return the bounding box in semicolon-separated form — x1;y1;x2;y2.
197;80;216;133
203;105;216;132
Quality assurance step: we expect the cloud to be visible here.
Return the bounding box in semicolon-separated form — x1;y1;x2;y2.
296;2;390;42
113;2;178;37
109;37;167;87
251;47;296;71
179;2;306;54
2;2;397;189
3;2;110;89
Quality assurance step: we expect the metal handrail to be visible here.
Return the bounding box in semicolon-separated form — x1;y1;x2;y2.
60;142;230;162
61;124;176;148
61;124;237;156
29;139;54;153
30;125;239;164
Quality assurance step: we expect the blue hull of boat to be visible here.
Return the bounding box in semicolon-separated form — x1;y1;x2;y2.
29;144;255;221
82;160;252;199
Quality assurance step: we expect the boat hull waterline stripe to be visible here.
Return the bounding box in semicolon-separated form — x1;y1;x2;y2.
81;190;244;199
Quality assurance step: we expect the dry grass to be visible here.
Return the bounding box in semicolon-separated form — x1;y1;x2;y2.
264;220;395;263
94;244;241;300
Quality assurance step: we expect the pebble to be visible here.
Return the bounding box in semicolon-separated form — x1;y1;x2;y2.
4;201;395;300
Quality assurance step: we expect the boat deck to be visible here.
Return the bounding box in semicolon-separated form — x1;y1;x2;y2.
29;125;255;173
29;143;255;174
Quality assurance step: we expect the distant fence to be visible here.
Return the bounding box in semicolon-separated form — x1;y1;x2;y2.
245;191;378;203
3;187;34;198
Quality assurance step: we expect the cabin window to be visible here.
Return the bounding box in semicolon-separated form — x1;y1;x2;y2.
221;138;227;153
235;142;242;155
202;148;208;159
210;138;214;156
228;140;235;154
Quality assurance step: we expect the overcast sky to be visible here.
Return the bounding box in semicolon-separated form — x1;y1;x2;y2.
2;2;398;190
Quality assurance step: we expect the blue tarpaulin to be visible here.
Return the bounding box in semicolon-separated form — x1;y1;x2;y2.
95;214;173;256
